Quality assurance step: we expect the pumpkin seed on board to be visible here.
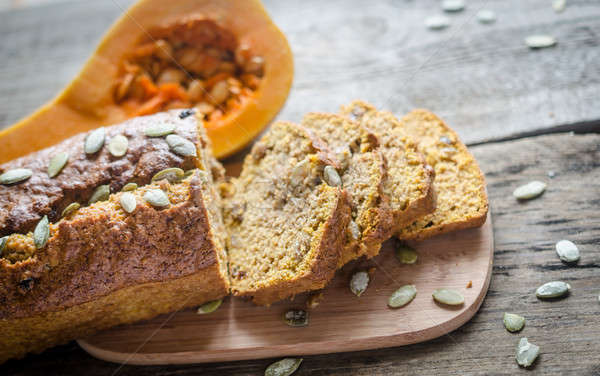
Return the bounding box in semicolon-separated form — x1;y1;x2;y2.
350;271;370;297
84;128;106;154
555;239;580;263
323;165;342;187
283;309;308;327
61;202;80;218
119;192;137;214
525;35;557;49
0;236;7;255
441;0;465;12
432;288;464;306
197;299;222;314
47;152;69;178
552;0;566;13
152;167;185;183
516;338;540;368
395;244;418;264
143;189;170;208
476;10;496;24
265;358;303;376
388;285;417;308
166;134;197;157
88;185;110;205
503;313;525;333
0;168;33;185
513;181;546;200
33;215;50;250
121;183;138;192
535;281;571;299
107;135;129;157
144;123;176;137
425;15;450;30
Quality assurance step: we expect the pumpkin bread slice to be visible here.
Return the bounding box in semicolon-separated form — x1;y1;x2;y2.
301;113;393;266
222;121;351;305
340;101;436;233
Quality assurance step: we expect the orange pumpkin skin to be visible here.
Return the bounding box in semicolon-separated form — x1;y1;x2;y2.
0;0;293;163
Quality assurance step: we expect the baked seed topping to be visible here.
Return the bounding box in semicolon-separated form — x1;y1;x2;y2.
555;239;580;263
143;189;170;208
283;309;308;327
47;152;69;178
88;185;111;205
152;167;185;183
119;192;137;213
323;165;342;187
350;271;370;297
388;285;417;308
503;313;526;333
33;215;50;250
0;168;33;185
166;134;197;157
197;299;223;314
121;183;138;192
265;358;303;376
395;244;418;264
107;135;129;157
84;128;106;154
61;202;81;218
432;288;464;306
144;123;176;137
535;281;570;299
516;338;539;367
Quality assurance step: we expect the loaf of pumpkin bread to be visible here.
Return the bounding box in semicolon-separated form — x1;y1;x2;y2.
0;110;229;362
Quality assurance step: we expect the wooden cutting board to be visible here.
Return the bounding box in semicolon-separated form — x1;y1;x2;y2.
78;212;493;365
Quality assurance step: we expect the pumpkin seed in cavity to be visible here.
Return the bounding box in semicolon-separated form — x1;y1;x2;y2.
47;152;69;178
88;185;110;205
555;240;580;263
144;189;170;208
513;181;546;200
350;271;370;297
152;167;185;183
503;313;525;333
119;193;137;214
516;338;539;368
442;0;465;12
0;168;33;185
121;183;138;192
34;215;50;250
0;236;7;255
323;165;342;187
395;244;418;264
535;281;570;299
525;35;557;49
61;202;80;218
388;285;417;308
84;128;106;154
265;358;303;376
283;309;308;327
197;299;222;314
166;134;197;157
144;123;175;137
432;288;464;306
476;10;496;24
108;135;129;157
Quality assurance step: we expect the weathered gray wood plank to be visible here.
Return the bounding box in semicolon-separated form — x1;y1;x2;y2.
1;0;600;144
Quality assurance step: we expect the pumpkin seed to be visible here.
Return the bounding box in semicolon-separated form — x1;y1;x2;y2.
143;189;170;208
88;185;110;205
33;215;50;250
119;192;137;213
283;309;308;327
166;134;197;157
0;168;33;185
47;152;69;178
513;181;546;200
323;166;342;187
0;236;7;256
555;239;580;263
197;299;222;314
552;0;566;13
388;285;417;308
144;123;176;137
107;135;129;157
152;167;185;183
476;9;496;24
265;358;303;376
395;244;418;264
183;169;195;179
516;338;539;368
432;288;464;306
525;35;557;49
350;271;370;297
425;15;450;30
348;220;361;240
503;313;526;333
121;183;138;192
535;281;570;299
442;0;465;12
84;128;106;154
290;158;310;186
61;202;80;218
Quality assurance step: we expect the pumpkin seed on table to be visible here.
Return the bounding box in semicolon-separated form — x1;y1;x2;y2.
552;0;566;13
152;167;185;183
432;288;464;306
166;134;197;157
513;181;546;200
265;358;303;376
323;165;342;187
425;15;450;30
503;313;525;333
388;285;417;308
143;189;170;208
525;35;557;49
555;239;580;263
144;123;176;137
88;185;111;205
84;128;106;154
535;281;570;299
0;168;33;185
283;309;308;327
61;202;80;218
350;271;370;297
197;299;222;314
516;338;539;368
47;152;69;178
119;193;137;214
107;135;129;157
441;0;465;12
476;10;496;24
33;215;50;250
395;244;418;264
121;183;138;192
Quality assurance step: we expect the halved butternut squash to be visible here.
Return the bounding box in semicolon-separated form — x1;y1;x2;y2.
0;0;293;163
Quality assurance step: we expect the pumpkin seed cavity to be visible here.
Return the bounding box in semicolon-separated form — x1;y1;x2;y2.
323;165;342;187
283;309;308;327
61;202;80;218
395;244;418;264
516;338;539;368
535;281;570;299
265;358;303;376
513;181;546;200
166;134;197;157
108;135;129;157
152;167;185;183
388;285;417;308
121;183;138;192
84;128;106;154
433;288;464;306
0;168;33;185
144;123;176;137
119;193;137;214
555;239;580;263
503;313;525;333
47;152;69;178
144;189;170;208
33;215;50;250
89;185;111;205
197;299;222;314
350;271;370;297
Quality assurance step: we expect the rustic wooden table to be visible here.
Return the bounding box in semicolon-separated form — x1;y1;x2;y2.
1;0;599;375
